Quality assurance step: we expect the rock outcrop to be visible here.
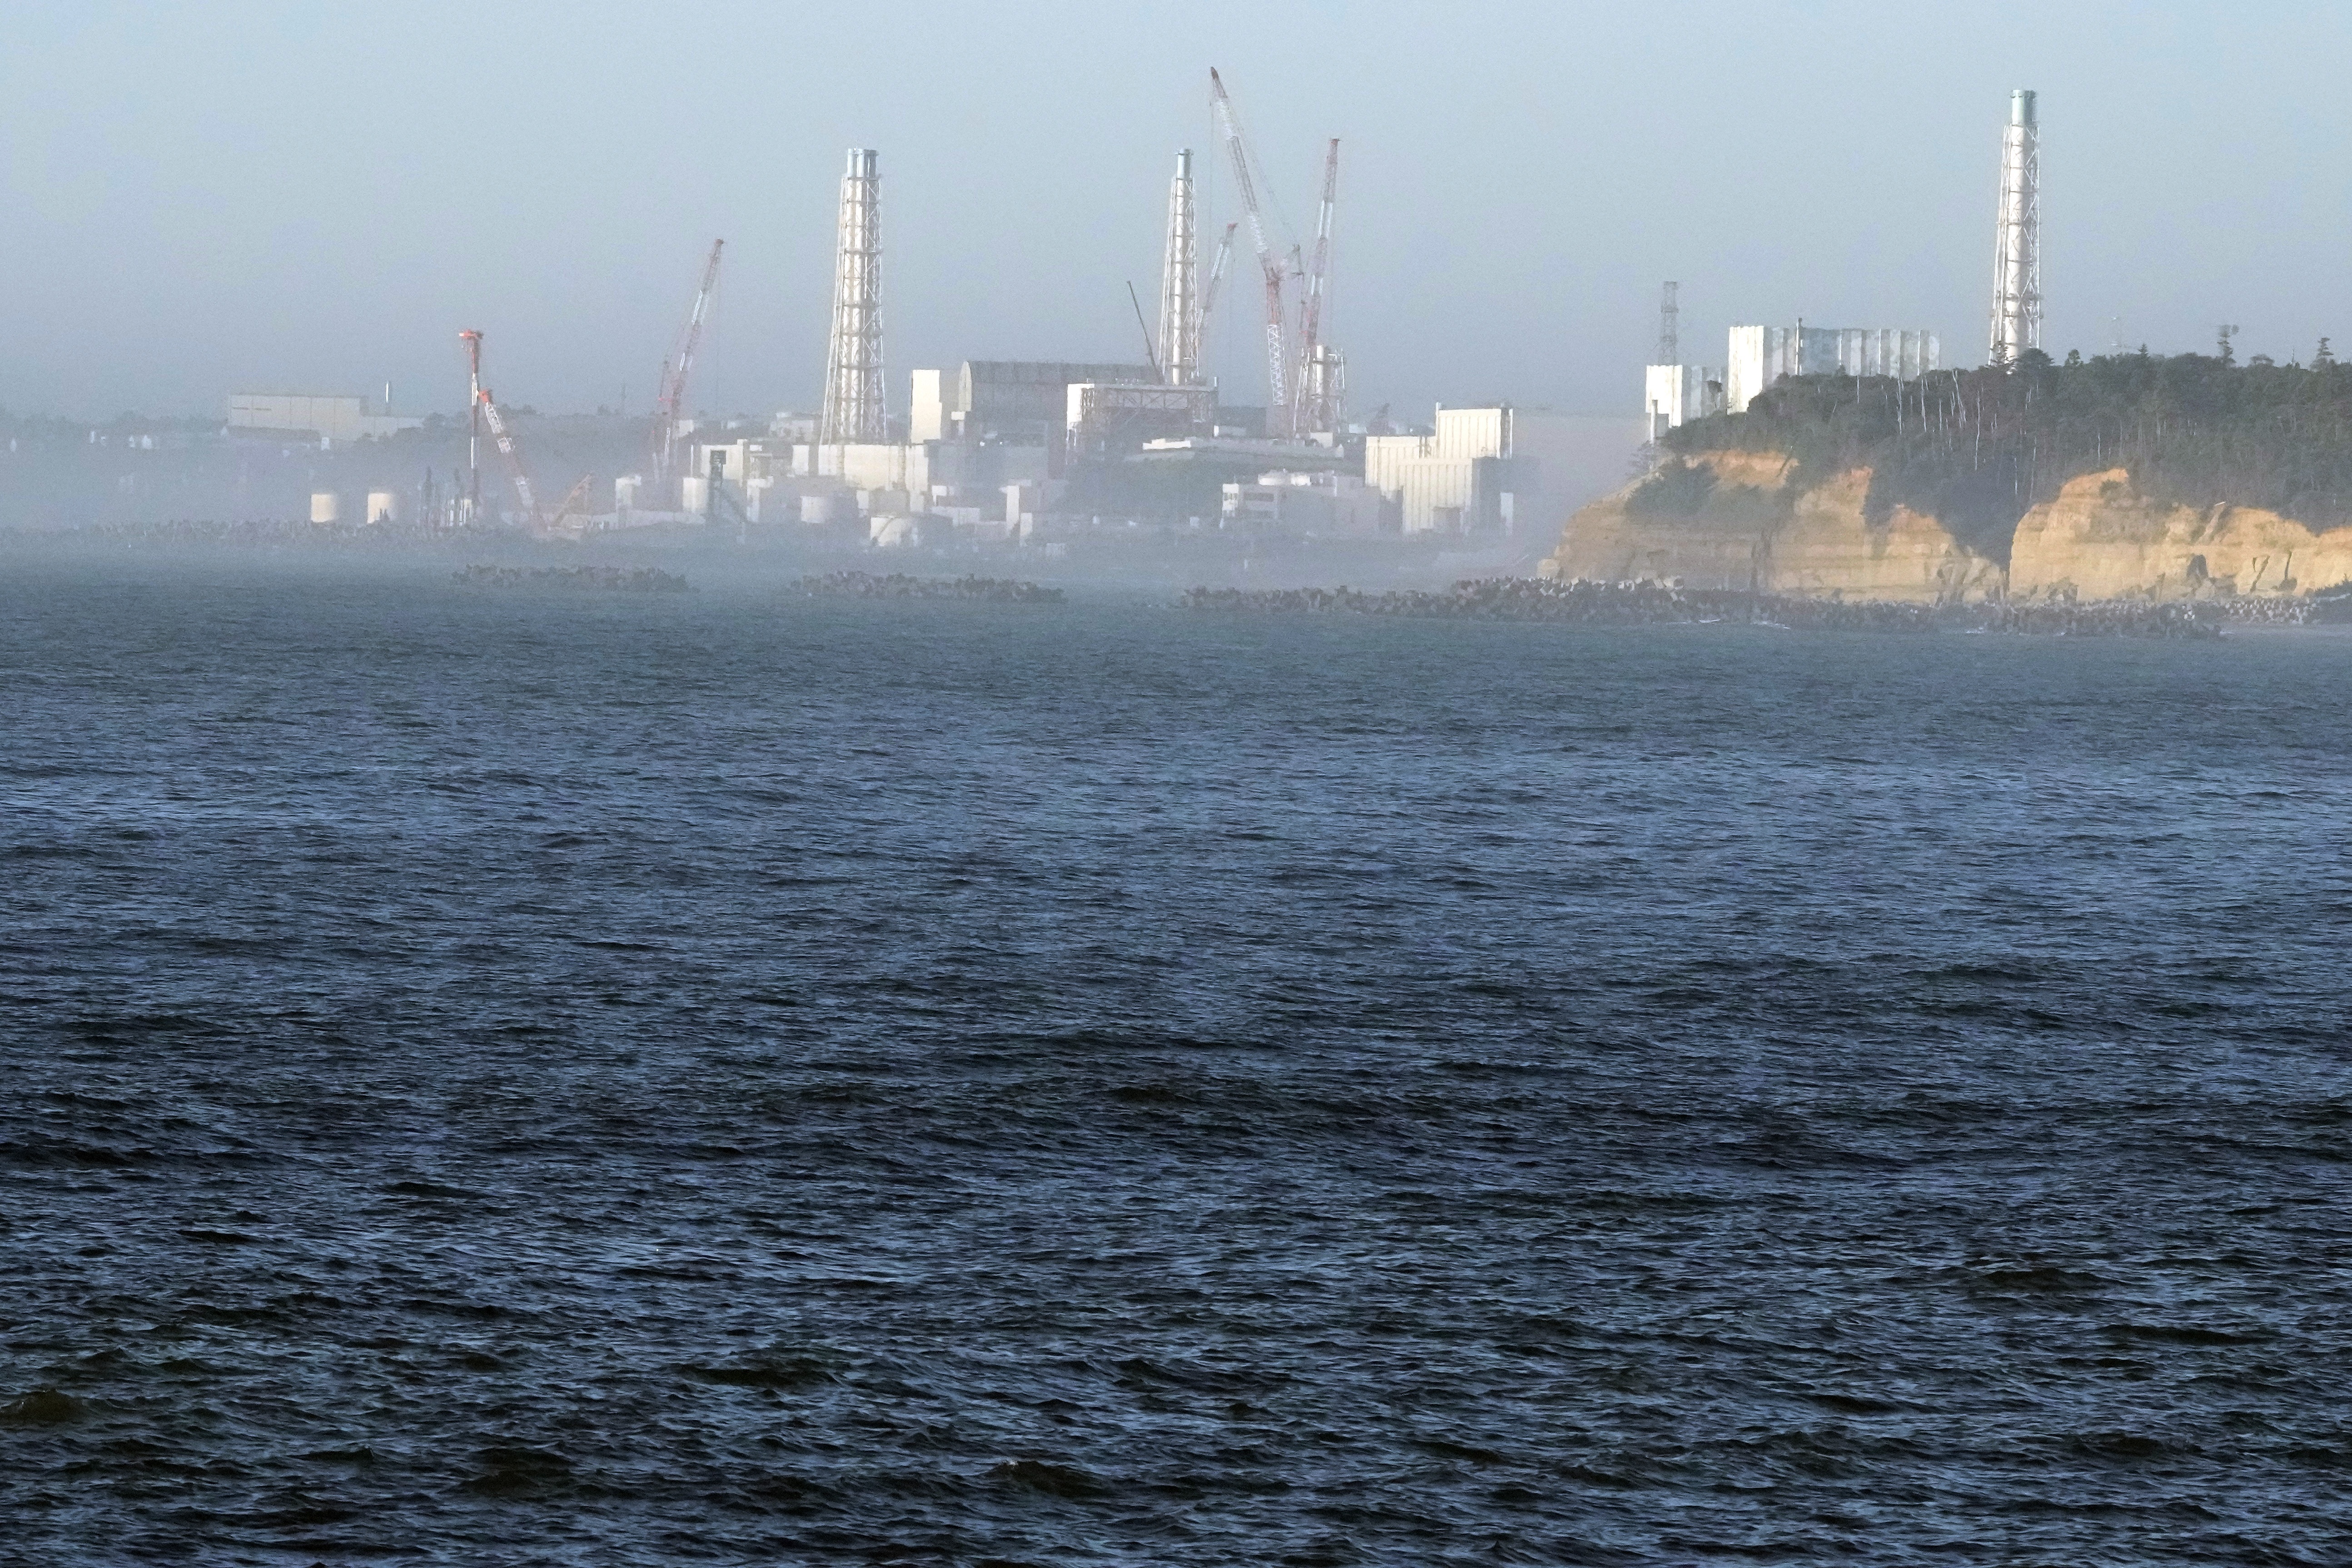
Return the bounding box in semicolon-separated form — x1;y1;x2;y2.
2008;468;2352;600
1545;451;2002;603
1547;453;2352;602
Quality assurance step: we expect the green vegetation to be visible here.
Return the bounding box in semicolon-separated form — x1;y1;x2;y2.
1661;349;2352;561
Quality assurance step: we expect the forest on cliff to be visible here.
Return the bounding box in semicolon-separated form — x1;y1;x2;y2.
1654;348;2352;560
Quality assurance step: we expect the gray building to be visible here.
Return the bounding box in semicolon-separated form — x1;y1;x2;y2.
228;393;422;444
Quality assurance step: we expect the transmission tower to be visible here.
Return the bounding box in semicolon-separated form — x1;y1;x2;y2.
1159;150;1199;386
1657;281;1680;365
820;149;886;445
1989;89;2041;365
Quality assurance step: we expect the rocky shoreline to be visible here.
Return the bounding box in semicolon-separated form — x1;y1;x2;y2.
1174;577;2337;639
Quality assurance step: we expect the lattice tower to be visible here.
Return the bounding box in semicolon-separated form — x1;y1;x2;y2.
1989;90;2041;365
820;149;886;444
1159;150;1199;386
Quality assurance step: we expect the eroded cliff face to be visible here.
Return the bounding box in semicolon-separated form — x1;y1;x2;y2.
2009;469;2352;600
1547;454;2352;601
1545;451;2001;603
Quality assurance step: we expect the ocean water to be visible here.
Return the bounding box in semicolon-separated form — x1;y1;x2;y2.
5;560;2350;1566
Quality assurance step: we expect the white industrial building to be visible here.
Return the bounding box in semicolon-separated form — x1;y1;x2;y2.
1644;364;1725;439
1365;407;1534;534
910;360;1161;443
1724;326;1940;413
228;393;422;444
1221;470;1385;536
1366;406;1642;536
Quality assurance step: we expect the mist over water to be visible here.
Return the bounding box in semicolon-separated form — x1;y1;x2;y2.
5;558;2350;1563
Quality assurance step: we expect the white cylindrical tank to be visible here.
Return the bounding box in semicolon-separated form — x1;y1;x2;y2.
680;476;710;515
309;492;340;524
614;474;641;512
365;490;398;526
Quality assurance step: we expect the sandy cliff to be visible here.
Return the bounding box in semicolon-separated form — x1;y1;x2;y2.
2008;468;2352;600
1545;452;2002;602
1548;454;2352;602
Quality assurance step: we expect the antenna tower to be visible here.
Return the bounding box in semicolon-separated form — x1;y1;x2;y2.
1657;282;1680;365
1989;89;2041;365
820;149;886;445
1159;150;1199;385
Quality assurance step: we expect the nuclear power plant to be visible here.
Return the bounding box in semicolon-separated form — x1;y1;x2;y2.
174;80;2068;545
1642;87;2041;436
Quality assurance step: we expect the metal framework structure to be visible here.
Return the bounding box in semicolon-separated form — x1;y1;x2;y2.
653;239;724;487
1158;150;1200;386
457;329;536;523
1199;222;1238;329
1989;89;2040;365
820;149;887;445
1292;139;1342;436
1657;281;1680;365
1209;70;1288;423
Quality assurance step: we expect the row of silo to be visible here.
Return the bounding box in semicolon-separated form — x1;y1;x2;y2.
308;490;403;525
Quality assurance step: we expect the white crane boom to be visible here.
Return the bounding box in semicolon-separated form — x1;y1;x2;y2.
1209;68;1288;419
1198;222;1239;324
653;239;725;485
1294;139;1339;436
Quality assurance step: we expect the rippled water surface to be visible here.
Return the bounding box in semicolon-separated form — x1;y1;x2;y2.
5;561;2351;1565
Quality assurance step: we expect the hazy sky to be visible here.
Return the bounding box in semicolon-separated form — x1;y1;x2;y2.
6;1;2349;422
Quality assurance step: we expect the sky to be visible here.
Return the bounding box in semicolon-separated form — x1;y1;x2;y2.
5;0;2350;423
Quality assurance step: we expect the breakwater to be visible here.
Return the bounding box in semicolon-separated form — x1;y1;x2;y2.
452;564;690;593
1181;578;2240;639
781;572;1063;604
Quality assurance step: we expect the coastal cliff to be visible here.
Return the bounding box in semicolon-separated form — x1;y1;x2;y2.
2008;469;2352;599
1546;453;2002;602
1547;455;2352;602
1552;351;2352;602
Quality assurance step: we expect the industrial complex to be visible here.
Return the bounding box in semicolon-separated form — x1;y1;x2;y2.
1643;85;2042;441
186;79;2047;553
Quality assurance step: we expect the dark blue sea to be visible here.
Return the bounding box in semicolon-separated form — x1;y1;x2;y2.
5;559;2350;1565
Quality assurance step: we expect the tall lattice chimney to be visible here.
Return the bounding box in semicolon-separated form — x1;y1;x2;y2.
820;149;886;445
1159;150;1199;386
1989;90;2041;365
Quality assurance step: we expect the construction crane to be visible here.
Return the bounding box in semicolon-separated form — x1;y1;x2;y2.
1209;69;1289;424
1198;221;1239;330
1293;139;1340;436
651;239;724;491
459;329;537;523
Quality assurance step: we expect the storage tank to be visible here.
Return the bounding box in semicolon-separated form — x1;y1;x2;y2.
680;475;709;515
365;490;398;526
309;492;340;524
614;474;641;513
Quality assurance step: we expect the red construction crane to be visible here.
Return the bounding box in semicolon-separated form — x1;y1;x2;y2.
1293;139;1340;436
1209;69;1289;423
652;239;724;489
458;329;537;523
